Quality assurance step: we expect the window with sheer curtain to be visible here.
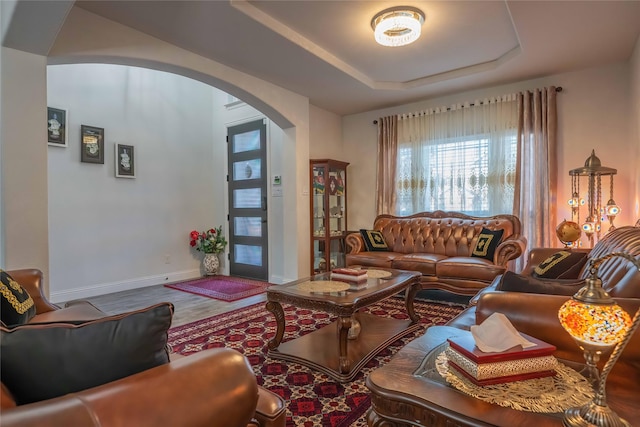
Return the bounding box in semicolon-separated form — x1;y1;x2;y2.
395;95;518;216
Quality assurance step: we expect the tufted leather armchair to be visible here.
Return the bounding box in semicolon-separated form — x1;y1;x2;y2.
448;225;640;367
365;226;640;426
1;269;286;427
346;211;526;295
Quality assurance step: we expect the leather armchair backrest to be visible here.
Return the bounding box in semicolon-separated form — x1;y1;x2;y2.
372;211;521;257
579;226;640;298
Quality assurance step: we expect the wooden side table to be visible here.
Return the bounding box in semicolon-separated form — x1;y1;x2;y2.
366;326;639;427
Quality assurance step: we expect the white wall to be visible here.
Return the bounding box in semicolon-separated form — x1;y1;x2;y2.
49;6;312;283
2;5;314;291
343;62;638;248
47;64;296;302
47;64;220;301
1;47;49;285
309;105;343;159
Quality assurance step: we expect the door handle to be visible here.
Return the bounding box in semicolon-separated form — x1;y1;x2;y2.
262;196;267;211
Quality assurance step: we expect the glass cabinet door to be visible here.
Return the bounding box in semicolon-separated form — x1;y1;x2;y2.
310;159;349;275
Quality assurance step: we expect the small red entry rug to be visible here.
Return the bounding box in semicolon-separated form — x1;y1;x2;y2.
168;296;466;427
165;275;271;302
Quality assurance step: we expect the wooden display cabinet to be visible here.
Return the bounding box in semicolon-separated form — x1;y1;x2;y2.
310;159;349;275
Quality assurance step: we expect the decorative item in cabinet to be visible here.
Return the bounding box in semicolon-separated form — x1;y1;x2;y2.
310;159;349;275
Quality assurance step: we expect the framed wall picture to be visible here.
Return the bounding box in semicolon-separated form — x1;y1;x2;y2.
115;144;135;178
80;125;104;164
47;107;68;147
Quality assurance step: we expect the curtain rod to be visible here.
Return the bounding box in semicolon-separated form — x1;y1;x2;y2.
372;86;563;124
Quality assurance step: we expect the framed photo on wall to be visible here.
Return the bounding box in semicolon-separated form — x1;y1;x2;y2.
115;143;135;178
47;107;68;147
80;125;104;164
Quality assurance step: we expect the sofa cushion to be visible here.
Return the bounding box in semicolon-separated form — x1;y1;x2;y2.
471;228;504;261
391;253;447;276
436;257;506;282
346;251;397;269
532;250;588;279
0;302;174;405
0;269;36;327
360;229;389;251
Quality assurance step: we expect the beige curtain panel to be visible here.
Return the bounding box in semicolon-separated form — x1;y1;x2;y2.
514;86;558;269
376;115;398;216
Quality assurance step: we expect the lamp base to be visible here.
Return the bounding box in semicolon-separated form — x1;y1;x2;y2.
563;402;629;427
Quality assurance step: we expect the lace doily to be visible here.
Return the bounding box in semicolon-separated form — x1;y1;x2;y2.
435;351;594;413
366;269;392;278
296;280;350;293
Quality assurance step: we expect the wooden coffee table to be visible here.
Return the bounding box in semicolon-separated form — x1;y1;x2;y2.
366;325;639;426
265;268;421;382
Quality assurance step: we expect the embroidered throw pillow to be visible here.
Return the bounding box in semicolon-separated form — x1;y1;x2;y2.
471;228;504;261
532;250;588;279
0;302;174;405
0;269;36;327
360;229;389;252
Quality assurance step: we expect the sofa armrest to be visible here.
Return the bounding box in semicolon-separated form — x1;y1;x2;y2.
6;269;59;314
494;236;527;267
0;348;260;427
253;387;286;427
346;232;364;254
474;292;640;373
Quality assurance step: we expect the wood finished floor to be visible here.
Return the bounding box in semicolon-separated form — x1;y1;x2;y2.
73;282;470;328
73;280;268;327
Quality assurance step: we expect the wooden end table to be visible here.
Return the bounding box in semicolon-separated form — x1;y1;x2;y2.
366;325;639;427
265;268;421;382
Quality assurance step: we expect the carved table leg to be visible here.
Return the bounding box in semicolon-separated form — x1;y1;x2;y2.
337;316;352;373
404;280;421;323
348;315;361;340
266;301;285;350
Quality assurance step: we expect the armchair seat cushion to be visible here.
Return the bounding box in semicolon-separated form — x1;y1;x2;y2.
29;300;107;324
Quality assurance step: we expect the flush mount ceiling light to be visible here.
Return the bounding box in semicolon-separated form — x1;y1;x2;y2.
371;6;425;47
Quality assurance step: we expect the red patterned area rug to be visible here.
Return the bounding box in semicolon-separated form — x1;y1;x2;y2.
165;275;270;302
168;297;465;427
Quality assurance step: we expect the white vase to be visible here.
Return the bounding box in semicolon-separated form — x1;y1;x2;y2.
202;253;219;276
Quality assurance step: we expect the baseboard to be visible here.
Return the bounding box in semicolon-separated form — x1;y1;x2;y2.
50;269;201;303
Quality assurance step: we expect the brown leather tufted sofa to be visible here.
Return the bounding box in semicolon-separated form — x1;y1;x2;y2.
1;269;286;427
346;211;527;295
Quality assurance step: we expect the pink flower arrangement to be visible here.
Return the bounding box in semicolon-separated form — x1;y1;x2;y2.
189;226;227;254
